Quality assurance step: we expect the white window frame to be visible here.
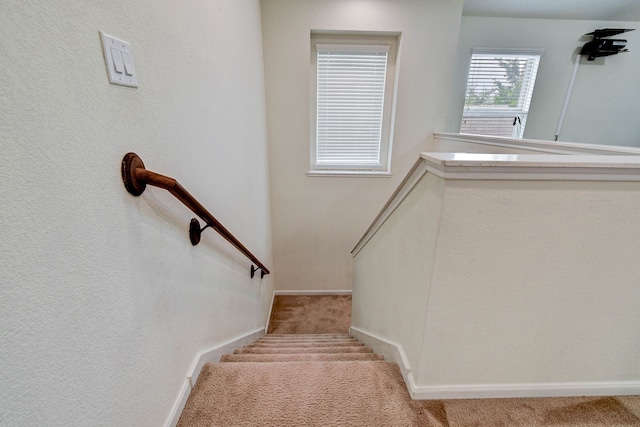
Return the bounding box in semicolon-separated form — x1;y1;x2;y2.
309;33;399;177
461;47;543;139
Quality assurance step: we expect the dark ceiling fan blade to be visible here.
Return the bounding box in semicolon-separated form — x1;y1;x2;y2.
585;28;635;38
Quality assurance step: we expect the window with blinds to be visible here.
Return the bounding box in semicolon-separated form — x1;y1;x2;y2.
461;48;543;139
310;35;398;175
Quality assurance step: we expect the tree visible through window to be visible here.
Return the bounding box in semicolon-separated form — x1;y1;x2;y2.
461;48;543;138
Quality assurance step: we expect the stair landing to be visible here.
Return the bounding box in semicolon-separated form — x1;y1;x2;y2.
266;295;352;334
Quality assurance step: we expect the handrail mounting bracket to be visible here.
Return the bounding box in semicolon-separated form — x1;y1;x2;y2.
189;218;211;246
251;265;266;279
122;152;147;196
189;218;202;246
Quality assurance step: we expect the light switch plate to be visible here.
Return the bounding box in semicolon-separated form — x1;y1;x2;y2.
100;31;138;88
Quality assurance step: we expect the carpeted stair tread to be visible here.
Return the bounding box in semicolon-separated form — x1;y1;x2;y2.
260;334;354;339
254;340;359;346
262;336;352;339
234;346;374;354
258;337;356;342
255;339;359;345
265;333;351;337
178;361;432;427
254;340;360;347
220;352;385;362
262;336;352;341
247;341;365;348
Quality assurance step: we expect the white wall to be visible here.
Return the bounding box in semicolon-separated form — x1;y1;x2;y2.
419;178;640;387
352;172;444;381
353;154;640;397
261;0;463;291
447;17;640;147
0;1;272;425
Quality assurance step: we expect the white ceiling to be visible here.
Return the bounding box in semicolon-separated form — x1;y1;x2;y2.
463;0;640;22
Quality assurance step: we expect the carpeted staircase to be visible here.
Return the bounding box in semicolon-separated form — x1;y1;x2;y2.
177;333;440;426
176;295;640;426
221;334;383;362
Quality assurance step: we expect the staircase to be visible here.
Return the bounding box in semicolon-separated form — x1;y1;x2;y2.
177;333;437;426
175;294;640;426
221;333;383;362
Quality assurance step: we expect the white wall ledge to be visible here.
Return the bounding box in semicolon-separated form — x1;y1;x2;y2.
352;157;428;256
353;150;640;256
434;132;640;156
422;152;640;181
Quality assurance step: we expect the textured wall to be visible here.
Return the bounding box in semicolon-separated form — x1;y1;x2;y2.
261;0;464;291
419;178;640;386
353;162;640;392
0;1;273;425
352;172;444;381
447;16;640;147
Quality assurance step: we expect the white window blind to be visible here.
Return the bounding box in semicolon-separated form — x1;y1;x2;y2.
315;44;389;168
461;48;542;138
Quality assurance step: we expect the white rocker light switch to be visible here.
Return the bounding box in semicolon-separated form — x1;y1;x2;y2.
100;31;138;88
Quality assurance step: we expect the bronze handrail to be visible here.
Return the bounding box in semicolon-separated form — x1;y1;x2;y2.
121;152;269;278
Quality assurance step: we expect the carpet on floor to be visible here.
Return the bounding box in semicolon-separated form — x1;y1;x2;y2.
267;295;351;334
177;295;640;426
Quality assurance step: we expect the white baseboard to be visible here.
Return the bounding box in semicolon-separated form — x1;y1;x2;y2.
410;381;640;400
349;326;640;400
164;327;265;427
274;290;352;295
265;291;276;331
349;326;415;391
165;380;191;427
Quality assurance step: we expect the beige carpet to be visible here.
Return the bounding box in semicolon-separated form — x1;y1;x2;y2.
178;334;435;426
443;395;640;426
177;296;640;426
180;360;439;426
266;295;351;334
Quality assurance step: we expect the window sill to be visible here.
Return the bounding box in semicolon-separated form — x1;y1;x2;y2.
307;170;392;178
